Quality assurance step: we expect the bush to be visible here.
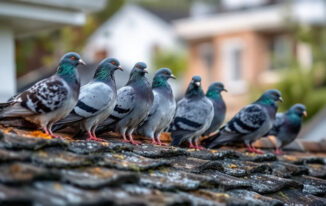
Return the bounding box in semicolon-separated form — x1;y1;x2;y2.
152;50;188;77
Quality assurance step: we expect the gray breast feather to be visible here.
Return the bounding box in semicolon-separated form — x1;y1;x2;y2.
149;91;160;116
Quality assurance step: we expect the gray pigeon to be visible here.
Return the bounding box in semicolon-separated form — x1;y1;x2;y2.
170;76;214;150
0;52;86;138
203;89;283;154
265;104;306;155
202;82;227;136
54;58;122;142
97;62;154;145
135;68;176;145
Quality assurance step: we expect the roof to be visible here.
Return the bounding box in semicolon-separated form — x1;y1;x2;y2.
0;0;107;37
174;0;326;40
0;125;325;205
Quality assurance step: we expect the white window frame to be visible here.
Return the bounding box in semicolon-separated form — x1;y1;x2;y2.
221;39;247;94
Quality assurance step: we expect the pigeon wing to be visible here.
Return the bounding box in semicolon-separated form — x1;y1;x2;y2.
205;104;266;148
101;86;136;126
58;82;114;124
265;113;284;136
170;98;212;146
1;76;68;117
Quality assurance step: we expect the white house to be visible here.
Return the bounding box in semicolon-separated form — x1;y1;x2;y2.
0;0;107;101
82;4;181;71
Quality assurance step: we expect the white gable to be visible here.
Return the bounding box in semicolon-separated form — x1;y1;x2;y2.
83;4;180;70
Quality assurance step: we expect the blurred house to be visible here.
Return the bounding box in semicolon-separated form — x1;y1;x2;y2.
0;0;107;102
174;0;326;117
82;4;183;71
299;107;326;142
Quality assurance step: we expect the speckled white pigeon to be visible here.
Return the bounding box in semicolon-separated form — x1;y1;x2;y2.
203;89;283;154
97;62;154;145
0;52;86;138
54;58;122;142
170;76;214;150
135;68;176;146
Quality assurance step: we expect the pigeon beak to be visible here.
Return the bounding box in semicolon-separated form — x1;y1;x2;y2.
303;111;307;117
223;88;228;92
195;82;201;87
78;59;86;66
117;66;123;71
143;69;148;74
170;74;176;79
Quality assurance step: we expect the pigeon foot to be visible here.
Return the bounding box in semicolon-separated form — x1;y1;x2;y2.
274;148;285;155
86;136;106;142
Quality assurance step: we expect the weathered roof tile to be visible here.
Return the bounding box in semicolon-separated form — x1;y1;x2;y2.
0;130;325;205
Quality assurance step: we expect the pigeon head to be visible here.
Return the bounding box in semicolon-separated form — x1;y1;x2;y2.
192;76;202;87
127;62;149;84
186;75;204;98
206;82;227;98
106;58;122;71
133;62;148;75
257;89;283;105
94;57;123;81
152;68;175;88
59;52;86;67
56;52;85;85
289;104;307;117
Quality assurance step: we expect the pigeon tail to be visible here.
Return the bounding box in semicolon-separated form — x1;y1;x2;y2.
202;130;236;149
202;132;222;148
0;102;11;118
170;134;185;146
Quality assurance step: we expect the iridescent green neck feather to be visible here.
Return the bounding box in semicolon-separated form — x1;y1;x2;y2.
94;67;112;82
152;76;168;88
57;63;79;83
206;90;221;99
257;96;274;105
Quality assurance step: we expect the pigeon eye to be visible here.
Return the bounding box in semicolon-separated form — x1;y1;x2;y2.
71;56;76;60
112;61;116;65
137;65;141;69
164;71;168;75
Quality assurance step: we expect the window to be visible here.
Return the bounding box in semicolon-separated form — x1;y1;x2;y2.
231;48;242;81
199;42;214;70
222;39;247;93
270;35;293;70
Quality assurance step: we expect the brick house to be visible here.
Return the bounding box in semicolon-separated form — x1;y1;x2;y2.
174;0;326;117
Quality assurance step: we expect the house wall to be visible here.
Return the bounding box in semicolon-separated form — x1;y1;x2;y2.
0;26;15;102
83;4;180;70
184;31;270;118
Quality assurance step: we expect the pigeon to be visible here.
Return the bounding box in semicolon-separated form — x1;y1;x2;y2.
265;103;307;155
202;82;227;136
135;68;176;145
53;58;122;142
0;52;86;138
170;75;214;150
97;62;154;145
203;89;283;154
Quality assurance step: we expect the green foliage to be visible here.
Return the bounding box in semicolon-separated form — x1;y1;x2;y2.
276;67;326;121
152;50;188;77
